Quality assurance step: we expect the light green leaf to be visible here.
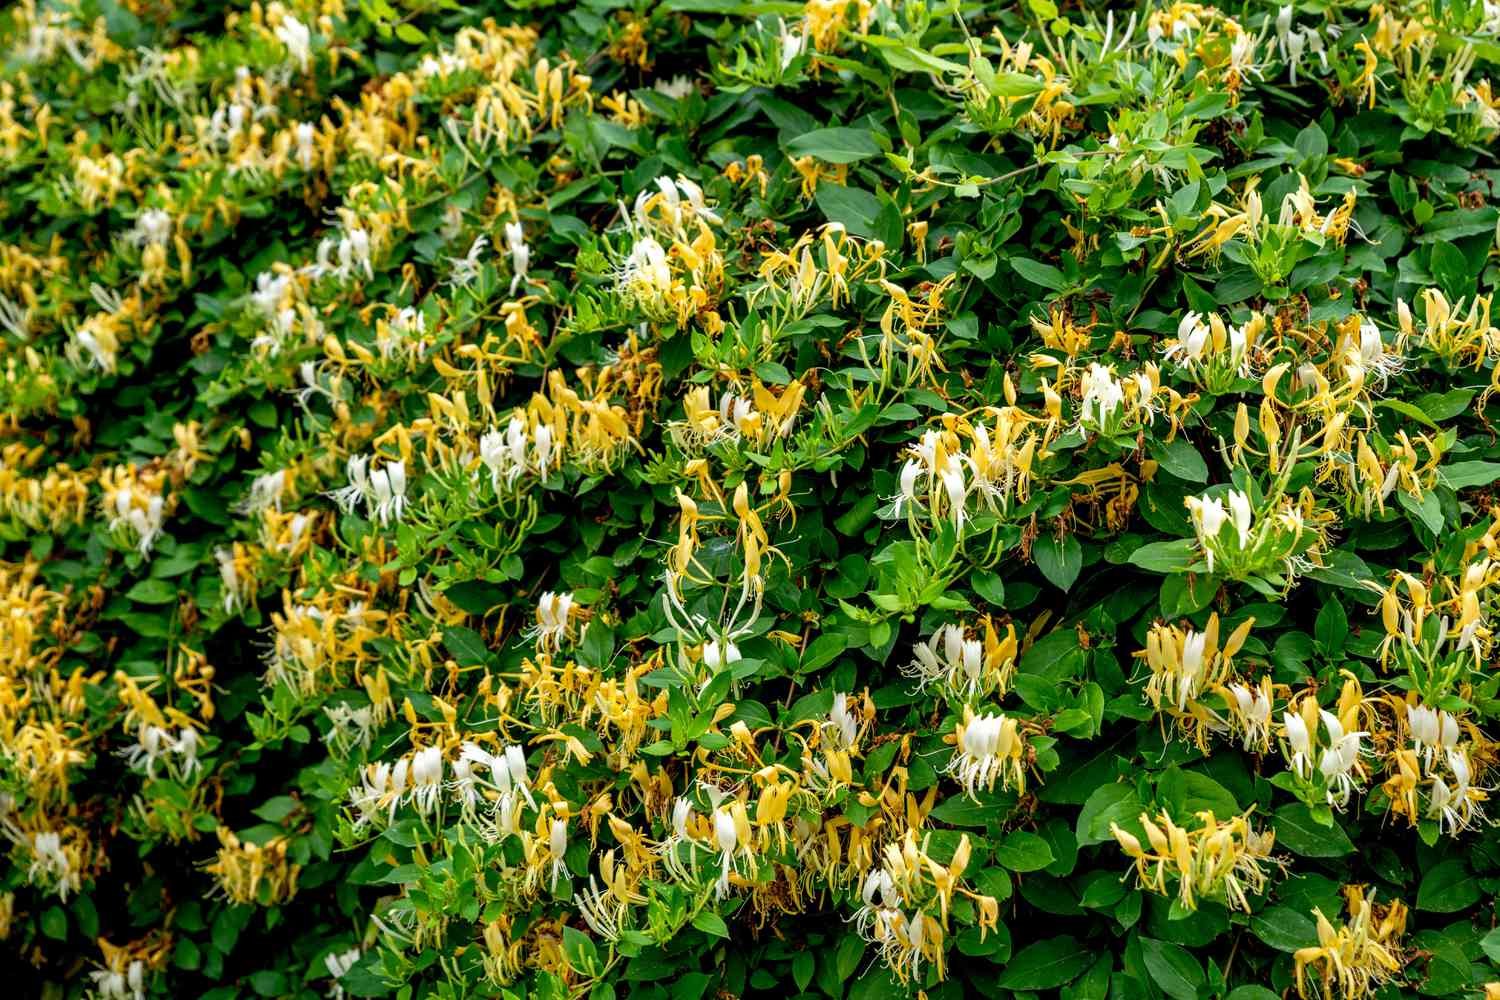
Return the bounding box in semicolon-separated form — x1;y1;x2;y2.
1128;539;1198;574
1442;461;1500;490
785;127;881;164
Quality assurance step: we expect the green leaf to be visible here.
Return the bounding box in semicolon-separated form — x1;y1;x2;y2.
579;620;615;669
1398;489;1443;535
1009;256;1067;291
41;905;67;941
1271;804;1352;857
835;934;865;980
995;830;1055;872
1149;438;1209;483
562;926;599;975
1417;860;1481;913
1076;783;1144;846
1034;534;1082;591
1157;767;1238;818
814;184;881;238
865;40;965;76
442;626;491;667
791;951;814;991
983;70;1044;98
252;795;301;823
690;910;729;939
1314;599;1348;657
1128;539;1197;574
443;580;504;615
972;570;1005;605
1480;926;1500;963
801;633;847;673
1374;398;1439;430
126;578;180;604
1441;461;1500;489
1138;937;1204;1000
784;127;880;164
995;936;1090;989
1250;906;1317;953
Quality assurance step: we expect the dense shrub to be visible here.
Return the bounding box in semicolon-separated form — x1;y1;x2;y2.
5;0;1500;997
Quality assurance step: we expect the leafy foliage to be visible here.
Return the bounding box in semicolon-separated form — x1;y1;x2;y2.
4;0;1500;998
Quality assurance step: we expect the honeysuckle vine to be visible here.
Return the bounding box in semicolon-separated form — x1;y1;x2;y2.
3;0;1500;998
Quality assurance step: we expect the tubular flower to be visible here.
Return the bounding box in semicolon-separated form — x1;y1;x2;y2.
1136;613;1253;749
1111;808;1277;912
944;707;1031;800
1294;888;1407;1000
901;618;1018;701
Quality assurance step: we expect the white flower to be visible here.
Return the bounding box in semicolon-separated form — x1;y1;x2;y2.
349;760;401;829
90;959;145;1000
945;712;1018;799
1178;631;1208;711
251;271;292;317
504;221;529;294
121;724;175;778
1319;728;1365;808
958;639;983;687
175;727;202;776
549;818;569;890
128;208;172;248
1228;683;1271;746
369;460;407;524
503;744;532;798
1226;489;1254;548
240;469;288;514
1167;311;1211;364
533;591;575;652
702;638;741;671
828;693;858;750
217;547;243;614
1408;704;1460;769
447;235;489;288
110;488;165;556
654;75;695;99
276;15;312;71
409;746;444;815
1080;363;1125;429
328;454;370;514
28;830;75;899
295;121;316;169
776;18;806;69
671;798;692;840
671;175;721;226
1446;751;1481;835
479;418;525;491
712;807;739;897
323;948;360;1000
349;228;373;279
893;459;922;515
1186;494;1230;572
617;236;672;300
1283;711;1311;778
939;460;968;526
72;324;116;372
